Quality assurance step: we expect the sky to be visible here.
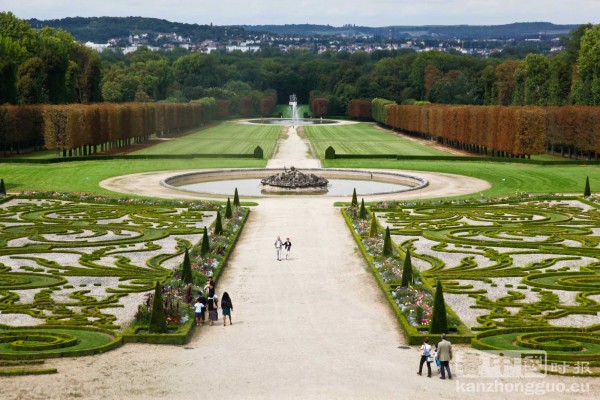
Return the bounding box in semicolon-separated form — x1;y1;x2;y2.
3;0;600;26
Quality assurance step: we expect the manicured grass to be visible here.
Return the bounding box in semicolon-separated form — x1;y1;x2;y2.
306;123;454;157
0;158;265;196
133;122;281;158
322;158;600;198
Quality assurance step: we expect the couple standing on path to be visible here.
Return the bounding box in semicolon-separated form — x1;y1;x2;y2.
274;236;292;261
417;334;453;379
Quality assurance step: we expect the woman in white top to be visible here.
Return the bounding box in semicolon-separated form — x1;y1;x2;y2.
417;338;432;377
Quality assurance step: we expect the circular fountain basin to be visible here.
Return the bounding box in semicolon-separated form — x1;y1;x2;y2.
246;118;340;126
162;169;428;197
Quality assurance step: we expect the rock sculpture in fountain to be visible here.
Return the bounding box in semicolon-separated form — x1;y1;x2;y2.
261;166;329;192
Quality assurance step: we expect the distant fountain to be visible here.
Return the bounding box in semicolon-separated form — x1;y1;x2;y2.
289;94;299;125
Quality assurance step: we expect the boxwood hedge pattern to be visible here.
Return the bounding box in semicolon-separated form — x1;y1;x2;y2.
358;196;600;364
0;194;242;374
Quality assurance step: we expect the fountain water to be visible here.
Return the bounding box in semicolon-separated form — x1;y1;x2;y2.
289;94;299;125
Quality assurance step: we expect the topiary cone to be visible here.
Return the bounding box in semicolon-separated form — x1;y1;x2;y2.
430;280;449;334
351;188;358;207
369;212;378;237
233;188;240;207
0;179;5;196
148;282;168;333
214;210;223;235
584;176;591;197
181;248;192;284
400;249;413;287
383;226;393;256
359;198;367;219
200;226;210;257
225;198;232;218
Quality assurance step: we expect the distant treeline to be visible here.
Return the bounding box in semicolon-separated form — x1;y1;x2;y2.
3;12;600;111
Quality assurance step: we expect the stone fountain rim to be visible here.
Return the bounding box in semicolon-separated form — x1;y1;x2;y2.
161;168;429;197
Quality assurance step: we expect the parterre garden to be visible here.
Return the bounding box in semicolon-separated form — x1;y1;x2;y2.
0;192;247;375
344;194;600;375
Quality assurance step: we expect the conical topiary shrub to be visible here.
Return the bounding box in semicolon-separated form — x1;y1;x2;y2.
233;188;240;207
369;212;378;237
148;282;168;333
0;179;5;196
430;280;449;334
400;249;413;287
181;248;192;284
214;210;223;235
383;226;393;257
225;198;232;218
351;188;358;207
254;146;263;159
201;226;210;257
359;198;367;219
584;176;591;197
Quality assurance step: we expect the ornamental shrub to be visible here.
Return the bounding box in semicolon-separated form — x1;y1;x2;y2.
233;188;240;207
369;212;378;237
0;179;5;196
149;282;168;333
200;226;210;257
351;188;358;207
400;249;413;287
225;198;232;218
430;280;449;334
181;249;192;284
584;176;591;197
254;146;263;159
359;198;367;219
214;211;223;235
325;146;336;159
383;226;393;256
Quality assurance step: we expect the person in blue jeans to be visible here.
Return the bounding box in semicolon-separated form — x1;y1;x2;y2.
417;338;432;377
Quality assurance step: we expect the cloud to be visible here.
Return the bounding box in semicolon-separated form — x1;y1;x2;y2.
7;0;600;26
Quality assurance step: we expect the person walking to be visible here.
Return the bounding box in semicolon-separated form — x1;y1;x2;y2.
198;292;207;325
274;236;283;261
437;333;453;380
194;297;205;327
283;237;292;260
417;338;432;377
221;292;233;326
207;294;218;326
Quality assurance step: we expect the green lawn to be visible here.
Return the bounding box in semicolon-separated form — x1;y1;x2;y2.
0;158;265;196
132;122;281;158
306;123;454;157
2;119;599;200
323;158;600;199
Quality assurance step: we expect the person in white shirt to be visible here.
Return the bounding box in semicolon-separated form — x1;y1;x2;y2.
417;338;433;377
194;298;205;327
274;236;283;261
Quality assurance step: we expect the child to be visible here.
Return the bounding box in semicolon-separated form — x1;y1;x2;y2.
194;298;205;327
221;292;233;326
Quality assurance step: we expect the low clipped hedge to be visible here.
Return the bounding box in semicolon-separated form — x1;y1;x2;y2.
122;317;195;345
341;208;472;345
123;208;250;345
0;326;122;360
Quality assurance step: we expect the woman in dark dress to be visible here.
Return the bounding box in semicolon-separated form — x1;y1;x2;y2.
207;294;218;326
221;292;233;326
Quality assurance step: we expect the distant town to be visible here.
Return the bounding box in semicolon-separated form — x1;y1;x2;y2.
30;17;577;57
